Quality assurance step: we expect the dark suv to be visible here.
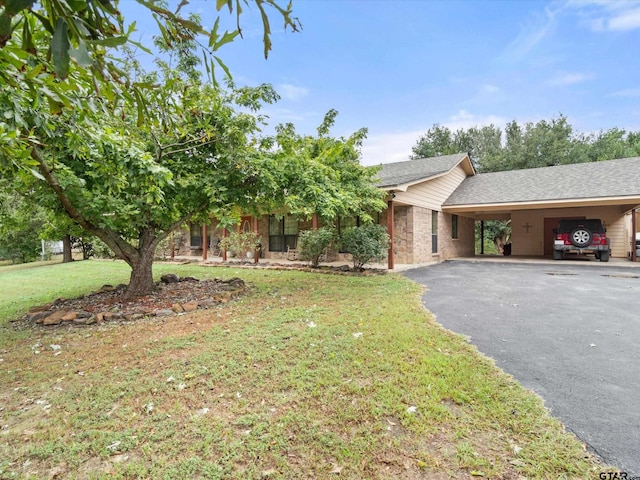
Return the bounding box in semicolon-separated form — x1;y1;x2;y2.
553;219;610;262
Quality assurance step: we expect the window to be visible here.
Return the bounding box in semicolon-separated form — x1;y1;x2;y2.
190;223;202;247
452;214;458;239
431;211;438;253
269;215;299;252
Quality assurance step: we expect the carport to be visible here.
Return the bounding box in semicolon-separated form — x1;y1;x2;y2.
442;157;640;261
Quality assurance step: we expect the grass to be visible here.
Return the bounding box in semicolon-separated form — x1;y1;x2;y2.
0;260;611;479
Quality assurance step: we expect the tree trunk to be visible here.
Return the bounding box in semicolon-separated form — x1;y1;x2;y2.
125;249;156;298
62;235;73;263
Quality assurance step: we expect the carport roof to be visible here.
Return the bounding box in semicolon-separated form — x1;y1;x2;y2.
444;156;640;207
376;152;473;189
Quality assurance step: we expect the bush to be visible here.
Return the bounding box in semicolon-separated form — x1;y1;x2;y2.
340;223;389;270
297;227;336;267
92;239;117;259
219;231;261;259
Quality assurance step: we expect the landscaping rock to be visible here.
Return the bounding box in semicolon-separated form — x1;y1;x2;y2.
161;274;180;284
182;302;199;313
43;310;69;326
171;303;184;313
213;291;233;303
28;311;50;323
155;309;174;317
61;311;78;322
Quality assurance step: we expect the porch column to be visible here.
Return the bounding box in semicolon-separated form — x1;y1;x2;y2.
387;199;395;270
202;224;208;261
253;216;260;264
221;227;227;261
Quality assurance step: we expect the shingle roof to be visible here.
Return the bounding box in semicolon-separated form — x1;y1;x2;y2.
376;152;469;188
444;156;640;206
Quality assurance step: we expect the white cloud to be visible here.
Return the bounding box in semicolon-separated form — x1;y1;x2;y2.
360;130;422;166
277;84;309;101
566;0;640;32
609;88;640;98
360;111;507;166
481;84;500;94
547;72;594;86
501;6;560;61
608;7;640;30
443;110;508;132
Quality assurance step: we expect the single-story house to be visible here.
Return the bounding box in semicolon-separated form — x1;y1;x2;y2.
187;154;640;267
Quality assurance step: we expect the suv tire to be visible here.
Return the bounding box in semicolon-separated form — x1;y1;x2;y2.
553;250;563;260
570;228;592;248
599;250;610;262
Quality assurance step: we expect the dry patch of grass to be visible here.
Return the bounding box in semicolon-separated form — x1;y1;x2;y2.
0;262;610;479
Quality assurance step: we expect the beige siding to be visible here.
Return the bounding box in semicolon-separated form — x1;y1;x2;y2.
511;207;628;258
394;165;467;210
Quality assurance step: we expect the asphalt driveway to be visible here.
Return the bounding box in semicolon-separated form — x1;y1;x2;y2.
404;260;640;476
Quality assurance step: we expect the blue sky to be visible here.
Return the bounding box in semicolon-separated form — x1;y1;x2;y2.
122;0;640;165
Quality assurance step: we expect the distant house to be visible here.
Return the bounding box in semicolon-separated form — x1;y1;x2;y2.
188;154;640;266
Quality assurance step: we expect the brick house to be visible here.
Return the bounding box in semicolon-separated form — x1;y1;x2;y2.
186;154;640;267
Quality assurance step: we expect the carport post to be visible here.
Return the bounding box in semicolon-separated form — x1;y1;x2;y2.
253;217;260;264
202;224;208;260
387;197;395;270
221;227;227;261
633;209;637;262
480;220;485;255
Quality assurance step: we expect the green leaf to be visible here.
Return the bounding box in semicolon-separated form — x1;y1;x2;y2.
214;55;232;81
51;18;70;79
0;13;12;44
31;11;54;34
216;0;232;12
21;17;36;54
133;89;145;127
85;36;128;47
69;40;92;67
4;0;35;16
29;167;45;181
211;30;239;52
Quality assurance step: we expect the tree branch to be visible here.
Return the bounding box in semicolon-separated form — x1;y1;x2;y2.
31;143;138;264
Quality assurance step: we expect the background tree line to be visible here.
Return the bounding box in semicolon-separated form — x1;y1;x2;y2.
411;115;640;254
411;114;640;173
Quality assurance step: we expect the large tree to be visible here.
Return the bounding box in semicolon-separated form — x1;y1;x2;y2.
261;109;387;222
0;1;300;297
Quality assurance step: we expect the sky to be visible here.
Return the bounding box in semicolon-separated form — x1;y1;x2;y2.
121;0;640;165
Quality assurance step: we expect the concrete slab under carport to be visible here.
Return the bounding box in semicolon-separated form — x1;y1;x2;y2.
454;203;639;260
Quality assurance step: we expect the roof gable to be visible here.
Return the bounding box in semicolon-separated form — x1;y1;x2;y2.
376;152;474;189
444;156;640;206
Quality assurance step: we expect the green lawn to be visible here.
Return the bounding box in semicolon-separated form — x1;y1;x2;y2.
0;260;609;479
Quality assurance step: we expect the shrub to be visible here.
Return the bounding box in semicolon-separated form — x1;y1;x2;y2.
340;223;390;269
219;231;261;259
297;227;336;267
